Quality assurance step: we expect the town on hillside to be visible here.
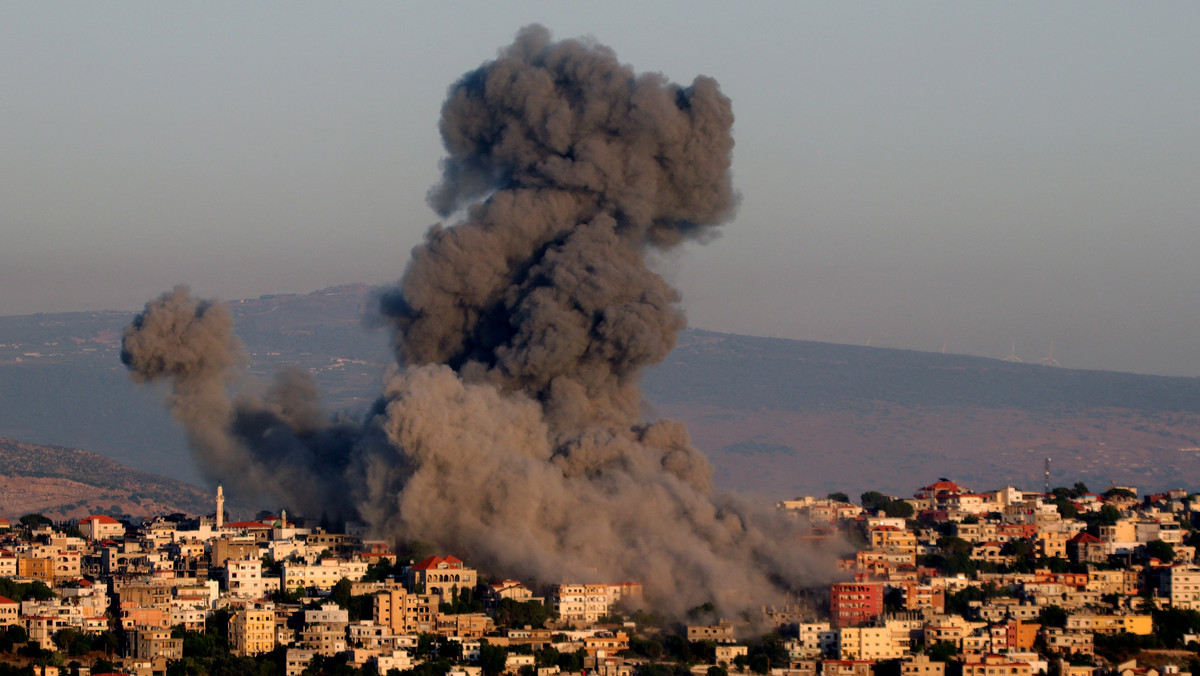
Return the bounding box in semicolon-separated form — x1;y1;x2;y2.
2;478;1200;676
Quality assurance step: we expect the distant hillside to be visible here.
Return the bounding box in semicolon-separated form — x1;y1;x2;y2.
643;331;1200;498
0;437;213;520
3;285;1200;501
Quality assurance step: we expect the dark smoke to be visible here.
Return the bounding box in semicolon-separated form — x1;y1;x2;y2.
122;26;841;615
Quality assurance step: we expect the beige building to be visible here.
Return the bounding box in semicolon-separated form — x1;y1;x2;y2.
230;606;277;657
822;660;874;676
374;585;438;634
0;552;16;578
226;558;277;599
838;626;903;661
962;654;1032;676
902;654;947;676
436;612;492;639
0;596;18;627
405;555;477;602
1066;613;1152;635
687;620;735;643
78;515;124;541
130;628;184;660
552;583;643;626
871;527;918;554
1161;566;1200;609
283;558;368;592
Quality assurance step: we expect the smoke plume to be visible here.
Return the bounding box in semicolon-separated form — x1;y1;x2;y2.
123;25;840;615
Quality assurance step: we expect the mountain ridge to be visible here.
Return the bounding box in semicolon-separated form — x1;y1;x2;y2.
3;284;1200;500
0;436;213;520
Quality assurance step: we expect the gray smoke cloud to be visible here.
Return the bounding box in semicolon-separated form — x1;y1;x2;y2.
122;25;842;616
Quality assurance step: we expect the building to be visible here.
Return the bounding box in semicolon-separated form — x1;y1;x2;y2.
1160;566;1200;609
552;583;643;627
78;515;124;541
838;626;903;660
374;585;438;634
687;621;735;643
405;555;478;602
282;558;368;592
130;628;184;660
301;604;349;656
901;654;947;676
0;597;17;627
225;558;278;599
230;606;277;657
962;654;1032;676
830;583;883;628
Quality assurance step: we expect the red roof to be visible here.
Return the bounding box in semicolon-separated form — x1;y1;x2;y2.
81;515;119;525
223;521;272;529
0;595;16;605
919;479;968;494
411;555;464;570
1068;532;1102;544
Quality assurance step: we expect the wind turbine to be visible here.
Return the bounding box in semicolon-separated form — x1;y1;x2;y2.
1002;342;1023;363
1038;340;1061;367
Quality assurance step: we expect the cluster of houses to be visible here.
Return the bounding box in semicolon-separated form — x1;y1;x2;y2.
775;479;1200;676
1;477;1199;676
0;492;643;676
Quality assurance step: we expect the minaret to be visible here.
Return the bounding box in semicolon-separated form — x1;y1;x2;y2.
281;509;288;529
216;485;225;529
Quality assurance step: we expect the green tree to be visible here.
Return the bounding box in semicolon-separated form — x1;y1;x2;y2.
1039;605;1068;628
556;648;586;673
826;492;850;503
882;501;915;518
1084;505;1122;530
1145;539;1176;563
495;599;551;629
926;640;957;662
479;642;508;676
861;491;890;511
1152;607;1200;648
18;514;53;528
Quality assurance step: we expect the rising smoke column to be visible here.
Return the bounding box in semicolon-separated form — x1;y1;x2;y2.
122;25;841;615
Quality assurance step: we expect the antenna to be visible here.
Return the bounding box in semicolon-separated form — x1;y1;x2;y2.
1038;340;1061;367
941;339;947;354
1002;342;1023;363
1044;457;1051;495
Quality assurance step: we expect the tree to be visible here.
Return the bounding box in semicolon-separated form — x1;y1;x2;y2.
926;640;957;662
479;642;508;676
1145;539;1176;563
1086;505;1122;528
861;491;890;511
1039;605;1068;628
330;578;353;609
882;501;915;518
827;492;850;503
19;513;52;528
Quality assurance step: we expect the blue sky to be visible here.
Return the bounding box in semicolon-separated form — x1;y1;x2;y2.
4;2;1199;376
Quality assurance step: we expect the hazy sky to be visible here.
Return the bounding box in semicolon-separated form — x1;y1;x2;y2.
4;3;1199;376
